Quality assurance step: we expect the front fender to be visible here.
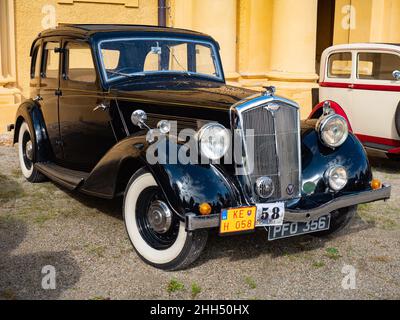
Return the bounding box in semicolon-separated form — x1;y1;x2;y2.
81;134;240;220
148;138;241;219
298;125;372;209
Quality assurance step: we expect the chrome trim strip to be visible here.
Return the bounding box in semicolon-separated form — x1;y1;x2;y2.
285;184;391;222
185;185;391;230
185;213;220;231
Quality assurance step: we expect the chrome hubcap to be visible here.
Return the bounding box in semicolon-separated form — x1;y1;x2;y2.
147;200;172;234
25;140;33;161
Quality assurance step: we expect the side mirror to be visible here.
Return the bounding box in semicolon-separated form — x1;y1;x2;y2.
131;109;148;129
392;70;400;81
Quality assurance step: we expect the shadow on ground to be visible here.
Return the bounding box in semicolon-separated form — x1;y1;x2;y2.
368;150;400;174
40;173;374;270
0;217;81;300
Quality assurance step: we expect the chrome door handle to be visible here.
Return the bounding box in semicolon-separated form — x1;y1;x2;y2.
93;103;108;112
348;84;355;89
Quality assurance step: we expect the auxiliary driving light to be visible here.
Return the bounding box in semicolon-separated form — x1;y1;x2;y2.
326;166;348;191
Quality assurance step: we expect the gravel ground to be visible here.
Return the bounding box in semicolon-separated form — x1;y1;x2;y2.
0;134;399;300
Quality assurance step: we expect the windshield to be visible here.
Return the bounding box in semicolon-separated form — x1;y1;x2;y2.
98;37;223;83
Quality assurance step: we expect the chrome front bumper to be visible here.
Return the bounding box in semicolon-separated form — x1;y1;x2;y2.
185;184;391;231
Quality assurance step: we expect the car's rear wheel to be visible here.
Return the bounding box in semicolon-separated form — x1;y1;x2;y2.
312;205;357;237
18;121;46;182
123;168;208;270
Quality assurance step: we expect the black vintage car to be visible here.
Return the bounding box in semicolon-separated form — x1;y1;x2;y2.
11;24;391;270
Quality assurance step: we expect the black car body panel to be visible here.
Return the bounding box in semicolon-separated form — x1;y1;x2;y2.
14;24;390;227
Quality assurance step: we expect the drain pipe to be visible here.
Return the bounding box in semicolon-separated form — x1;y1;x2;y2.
158;0;167;27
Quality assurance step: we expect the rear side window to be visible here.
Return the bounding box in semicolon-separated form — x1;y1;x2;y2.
357;52;400;80
42;42;60;79
327;52;352;79
30;45;42;79
65;42;96;83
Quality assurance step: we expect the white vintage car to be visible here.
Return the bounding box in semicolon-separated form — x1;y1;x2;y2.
310;43;400;158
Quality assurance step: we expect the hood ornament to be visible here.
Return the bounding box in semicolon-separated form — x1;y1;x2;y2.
262;86;276;96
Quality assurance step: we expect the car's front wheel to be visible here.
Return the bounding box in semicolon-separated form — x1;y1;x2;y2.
18;121;46;182
123;168;208;270
312;205;357;237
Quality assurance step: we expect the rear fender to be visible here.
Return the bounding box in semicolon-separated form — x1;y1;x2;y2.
14;100;53;162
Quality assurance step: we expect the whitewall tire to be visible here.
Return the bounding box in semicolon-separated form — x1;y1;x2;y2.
18;121;45;182
123;168;208;270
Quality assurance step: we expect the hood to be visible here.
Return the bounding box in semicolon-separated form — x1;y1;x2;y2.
108;79;257;111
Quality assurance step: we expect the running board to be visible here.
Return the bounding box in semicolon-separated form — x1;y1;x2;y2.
35;162;89;190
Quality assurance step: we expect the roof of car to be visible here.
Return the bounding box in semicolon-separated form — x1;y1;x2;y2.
38;24;212;39
323;42;400;53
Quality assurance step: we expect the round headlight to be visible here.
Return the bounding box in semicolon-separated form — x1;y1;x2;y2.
317;114;348;148
198;123;230;160
326;166;348;191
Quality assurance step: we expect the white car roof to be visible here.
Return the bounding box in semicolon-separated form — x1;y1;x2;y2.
324;43;400;53
320;43;400;80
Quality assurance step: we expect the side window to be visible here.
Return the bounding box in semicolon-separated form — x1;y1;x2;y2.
42;42;60;79
327;52;352;79
30;45;42;79
65;42;96;83
357;52;400;80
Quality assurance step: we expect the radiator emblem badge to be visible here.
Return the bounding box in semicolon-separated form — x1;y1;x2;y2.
264;103;280;112
286;184;295;195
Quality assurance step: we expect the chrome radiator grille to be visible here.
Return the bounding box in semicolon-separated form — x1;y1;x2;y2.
234;100;301;202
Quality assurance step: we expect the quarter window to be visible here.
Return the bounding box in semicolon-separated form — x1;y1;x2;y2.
42;42;60;79
327;52;352;79
65;42;96;83
357;52;400;80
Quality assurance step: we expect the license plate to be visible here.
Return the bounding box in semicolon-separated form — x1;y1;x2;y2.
267;215;331;241
220;206;256;234
256;202;285;226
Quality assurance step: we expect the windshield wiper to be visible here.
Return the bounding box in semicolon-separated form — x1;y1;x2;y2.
107;70;146;79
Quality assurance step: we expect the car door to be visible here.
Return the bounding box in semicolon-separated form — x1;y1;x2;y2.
319;50;354;117
58;39;116;171
39;38;63;161
351;51;400;143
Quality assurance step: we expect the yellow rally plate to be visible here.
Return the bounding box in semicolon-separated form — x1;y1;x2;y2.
220;206;256;234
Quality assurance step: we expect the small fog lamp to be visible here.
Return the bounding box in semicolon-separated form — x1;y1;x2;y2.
326;166;348;191
199;203;212;215
371;179;382;190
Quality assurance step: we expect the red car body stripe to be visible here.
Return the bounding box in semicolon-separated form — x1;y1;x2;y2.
356;133;400;148
320;82;400;92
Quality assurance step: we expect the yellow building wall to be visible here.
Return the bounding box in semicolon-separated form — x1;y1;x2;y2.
14;0;157;99
333;0;400;44
2;0;400;133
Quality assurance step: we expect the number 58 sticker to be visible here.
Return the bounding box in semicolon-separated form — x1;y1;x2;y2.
256;202;285;226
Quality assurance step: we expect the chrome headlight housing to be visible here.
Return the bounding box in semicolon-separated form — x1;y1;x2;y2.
316;114;349;148
325;166;348;191
198;123;230;160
